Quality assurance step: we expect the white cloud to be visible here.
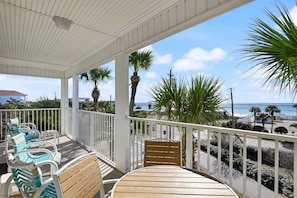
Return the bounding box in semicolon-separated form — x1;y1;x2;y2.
139;45;153;52
139;45;172;65
145;72;156;78
55;79;61;86
135;80;155;102
154;54;172;64
289;6;297;24
174;59;205;71
0;75;7;81
173;47;226;72
240;64;268;79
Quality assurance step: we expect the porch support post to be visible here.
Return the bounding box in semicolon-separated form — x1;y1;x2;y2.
72;75;79;140
60;78;68;135
115;53;130;173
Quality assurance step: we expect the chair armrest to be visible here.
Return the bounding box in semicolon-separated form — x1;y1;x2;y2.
1;173;13;198
20;123;37;130
35;160;59;176
56;152;94;174
14;148;55;161
35;160;58;170
26;141;58;152
19;125;41;136
103;178;119;185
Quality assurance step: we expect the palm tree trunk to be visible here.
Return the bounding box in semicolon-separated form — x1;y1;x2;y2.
254;113;256;126
129;74;139;115
271;113;274;133
92;86;100;111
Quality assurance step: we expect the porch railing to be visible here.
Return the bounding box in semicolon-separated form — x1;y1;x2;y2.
128;116;297;198
4;108;295;197
0;108;61;140
67;109;115;165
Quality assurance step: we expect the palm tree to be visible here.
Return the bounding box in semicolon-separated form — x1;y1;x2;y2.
187;75;223;125
249;106;261;126
258;113;269;128
150;76;187;121
80;67;112;111
150;74;223;124
265;105;281;133
129;50;153;115
150;73;224;168
239;4;297;97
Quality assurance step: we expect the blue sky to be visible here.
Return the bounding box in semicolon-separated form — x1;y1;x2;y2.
1;0;297;104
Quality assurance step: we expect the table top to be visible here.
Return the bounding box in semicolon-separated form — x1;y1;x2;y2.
111;165;238;198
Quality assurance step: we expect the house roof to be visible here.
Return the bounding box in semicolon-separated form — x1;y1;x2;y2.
0;0;253;79
0;90;27;97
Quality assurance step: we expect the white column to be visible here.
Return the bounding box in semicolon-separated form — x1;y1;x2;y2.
60;78;69;135
115;53;130;173
72;75;79;140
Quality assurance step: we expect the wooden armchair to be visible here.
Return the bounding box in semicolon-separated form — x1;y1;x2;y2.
144;139;181;167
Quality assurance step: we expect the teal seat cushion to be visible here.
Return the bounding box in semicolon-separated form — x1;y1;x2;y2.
25;134;39;141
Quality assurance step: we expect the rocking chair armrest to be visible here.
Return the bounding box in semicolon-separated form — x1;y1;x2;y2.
26;141;58;152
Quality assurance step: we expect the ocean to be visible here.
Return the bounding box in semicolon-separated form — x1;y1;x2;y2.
135;102;297;117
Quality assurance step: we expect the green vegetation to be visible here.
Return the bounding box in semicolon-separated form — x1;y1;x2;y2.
0;98;26;109
150;73;224;168
150;74;224;124
200;138;294;197
29;97;60;108
80;100;115;113
239;4;297;98
274;126;288;134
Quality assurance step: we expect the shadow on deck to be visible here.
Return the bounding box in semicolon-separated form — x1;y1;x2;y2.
1;135;124;198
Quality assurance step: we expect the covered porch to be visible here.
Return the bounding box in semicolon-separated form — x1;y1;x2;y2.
1;108;296;197
4;0;290;197
0;0;254;175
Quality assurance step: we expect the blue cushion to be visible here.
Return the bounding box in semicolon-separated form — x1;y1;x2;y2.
25;134;39;141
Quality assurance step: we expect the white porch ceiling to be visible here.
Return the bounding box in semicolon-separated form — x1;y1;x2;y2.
0;0;253;79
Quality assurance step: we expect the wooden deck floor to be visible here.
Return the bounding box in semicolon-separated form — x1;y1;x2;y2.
1;135;124;198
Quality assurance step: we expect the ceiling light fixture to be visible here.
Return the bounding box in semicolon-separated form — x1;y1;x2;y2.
53;16;72;30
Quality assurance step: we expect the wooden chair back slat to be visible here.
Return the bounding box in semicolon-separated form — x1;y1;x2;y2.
144;140;181;167
58;154;104;198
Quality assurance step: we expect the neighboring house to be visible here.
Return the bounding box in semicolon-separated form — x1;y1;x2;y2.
0;90;27;104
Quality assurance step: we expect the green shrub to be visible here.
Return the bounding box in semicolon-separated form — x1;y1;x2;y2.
199;140;293;196
274;126;288;134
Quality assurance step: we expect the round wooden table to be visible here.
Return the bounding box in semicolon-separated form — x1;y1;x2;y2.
111;165;238;198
